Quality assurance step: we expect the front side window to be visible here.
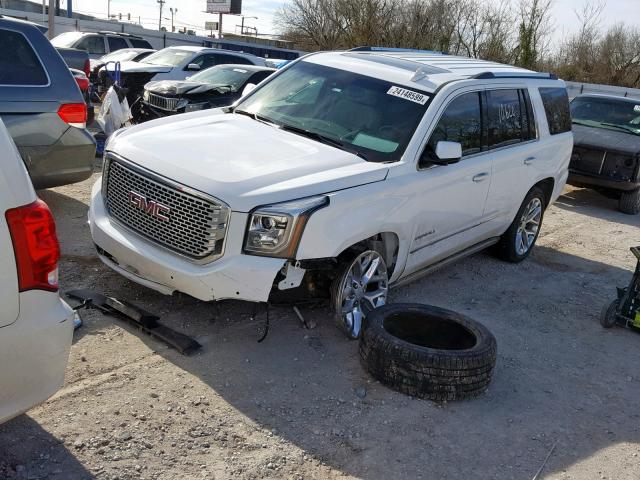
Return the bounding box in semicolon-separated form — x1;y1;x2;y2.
571;95;640;137
76;35;105;55
235;61;431;163
191;54;217;69
222;55;253;66
426;92;482;160
539;87;571;135
0;29;48;86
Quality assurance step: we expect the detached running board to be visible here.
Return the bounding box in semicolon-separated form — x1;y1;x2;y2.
392;237;500;290
66;289;201;355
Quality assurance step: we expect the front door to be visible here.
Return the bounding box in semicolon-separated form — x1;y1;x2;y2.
404;91;492;276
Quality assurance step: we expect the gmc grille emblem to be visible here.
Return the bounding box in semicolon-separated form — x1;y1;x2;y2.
128;191;170;222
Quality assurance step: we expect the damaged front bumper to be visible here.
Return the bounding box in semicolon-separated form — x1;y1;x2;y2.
89;180;286;303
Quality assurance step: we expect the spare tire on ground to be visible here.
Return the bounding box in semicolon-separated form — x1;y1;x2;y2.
359;303;497;401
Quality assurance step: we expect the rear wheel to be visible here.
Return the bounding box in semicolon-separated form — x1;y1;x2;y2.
494;187;545;263
600;299;620;328
619;189;640;215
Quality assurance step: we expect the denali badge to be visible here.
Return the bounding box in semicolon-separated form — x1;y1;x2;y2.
128;191;170;221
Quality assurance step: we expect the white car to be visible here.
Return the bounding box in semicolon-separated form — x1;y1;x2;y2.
0;120;73;424
89;50;572;338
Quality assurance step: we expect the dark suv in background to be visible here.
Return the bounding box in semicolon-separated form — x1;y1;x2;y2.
0;17;95;189
569;94;640;214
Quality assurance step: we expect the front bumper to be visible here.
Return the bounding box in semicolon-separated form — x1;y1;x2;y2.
568;171;640;192
89;179;286;302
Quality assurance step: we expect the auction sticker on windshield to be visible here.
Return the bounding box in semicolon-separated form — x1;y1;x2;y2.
387;86;428;105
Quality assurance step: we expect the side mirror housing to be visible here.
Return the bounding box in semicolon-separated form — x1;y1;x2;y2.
242;83;257;97
186;63;201;71
435;141;462;163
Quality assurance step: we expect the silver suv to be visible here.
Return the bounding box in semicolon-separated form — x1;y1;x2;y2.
52;31;153;59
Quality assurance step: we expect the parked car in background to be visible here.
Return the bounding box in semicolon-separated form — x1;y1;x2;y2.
0;118;74;425
138;65;275;121
0;16;95;189
98;47;267;122
90;51;571;339
90;48;155;88
568;94;640;214
70;68;94;124
51;31;153;59
56;46;91;76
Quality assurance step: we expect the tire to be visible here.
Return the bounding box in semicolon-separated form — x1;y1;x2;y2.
600;299;619;328
494;186;546;263
359;303;497;401
619;189;640;215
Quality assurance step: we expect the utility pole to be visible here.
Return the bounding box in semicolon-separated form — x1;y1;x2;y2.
157;0;165;31
107;0;111;20
47;0;55;39
169;7;177;33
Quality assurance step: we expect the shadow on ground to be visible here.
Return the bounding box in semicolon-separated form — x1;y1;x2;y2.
555;187;640;228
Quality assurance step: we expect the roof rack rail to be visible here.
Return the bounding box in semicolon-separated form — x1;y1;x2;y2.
472;71;558;80
97;31;143;39
349;46;445;55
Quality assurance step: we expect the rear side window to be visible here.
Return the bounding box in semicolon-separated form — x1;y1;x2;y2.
539;87;571;135
76;35;105;55
130;38;152;49
487;89;535;148
225;55;253;66
0;29;48;86
427;92;483;158
107;36;128;52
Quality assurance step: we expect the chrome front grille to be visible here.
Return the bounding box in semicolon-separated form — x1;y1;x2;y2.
103;157;229;261
147;92;179;111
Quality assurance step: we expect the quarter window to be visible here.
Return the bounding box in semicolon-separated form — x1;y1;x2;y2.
539;87;571;135
0;29;48;85
426;92;483;160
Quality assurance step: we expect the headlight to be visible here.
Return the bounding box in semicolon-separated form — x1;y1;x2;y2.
143;90;149;101
244;195;329;258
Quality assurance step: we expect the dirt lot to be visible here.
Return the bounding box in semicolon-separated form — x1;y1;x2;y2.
1;166;639;480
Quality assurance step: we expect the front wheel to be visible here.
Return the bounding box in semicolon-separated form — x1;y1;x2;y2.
494;187;545;263
619;189;640;215
600;299;620;328
332;250;389;339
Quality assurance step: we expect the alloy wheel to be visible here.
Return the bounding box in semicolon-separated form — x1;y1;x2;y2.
515;197;542;256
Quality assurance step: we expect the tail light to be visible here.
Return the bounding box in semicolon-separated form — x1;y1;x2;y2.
5;199;60;292
83;58;91;77
57;103;87;128
74;75;90;92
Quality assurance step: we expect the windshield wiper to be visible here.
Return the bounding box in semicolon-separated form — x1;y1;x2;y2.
233;109;277;126
600;122;640;136
278;123;370;160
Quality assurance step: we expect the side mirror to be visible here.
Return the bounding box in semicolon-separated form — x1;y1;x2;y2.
434;141;462;164
186;63;201;71
242;83;257;97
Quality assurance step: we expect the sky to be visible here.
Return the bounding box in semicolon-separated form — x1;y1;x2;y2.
65;0;639;40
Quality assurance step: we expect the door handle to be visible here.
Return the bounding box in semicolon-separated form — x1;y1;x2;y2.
524;156;535;165
472;172;489;183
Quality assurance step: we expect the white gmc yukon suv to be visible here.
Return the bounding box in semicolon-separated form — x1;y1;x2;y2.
89;50;572;338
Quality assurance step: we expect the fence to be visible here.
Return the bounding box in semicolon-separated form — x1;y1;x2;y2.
565;81;640;100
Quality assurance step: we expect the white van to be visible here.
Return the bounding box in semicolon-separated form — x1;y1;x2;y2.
0;119;73;424
89;50;572;338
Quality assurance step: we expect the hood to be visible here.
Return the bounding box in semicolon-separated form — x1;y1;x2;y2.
572;124;640;155
105;60;173;74
107;111;389;212
145;80;229;96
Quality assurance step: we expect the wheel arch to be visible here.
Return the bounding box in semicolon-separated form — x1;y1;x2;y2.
535;177;555;208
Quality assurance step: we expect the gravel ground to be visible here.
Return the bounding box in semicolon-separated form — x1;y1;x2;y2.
0;168;639;480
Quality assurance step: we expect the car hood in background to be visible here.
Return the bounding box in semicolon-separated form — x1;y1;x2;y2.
145;80;231;96
572;124;640;155
104;61;173;74
107;111;389;212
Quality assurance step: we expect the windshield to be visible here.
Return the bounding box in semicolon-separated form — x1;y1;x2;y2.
571;96;640;136
141;49;191;67
234;61;431;162
51;32;82;48
190;66;254;91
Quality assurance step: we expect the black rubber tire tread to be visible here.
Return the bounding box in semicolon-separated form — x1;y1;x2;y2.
600;299;619;328
619;189;640;215
493;186;546;263
359;303;497;401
